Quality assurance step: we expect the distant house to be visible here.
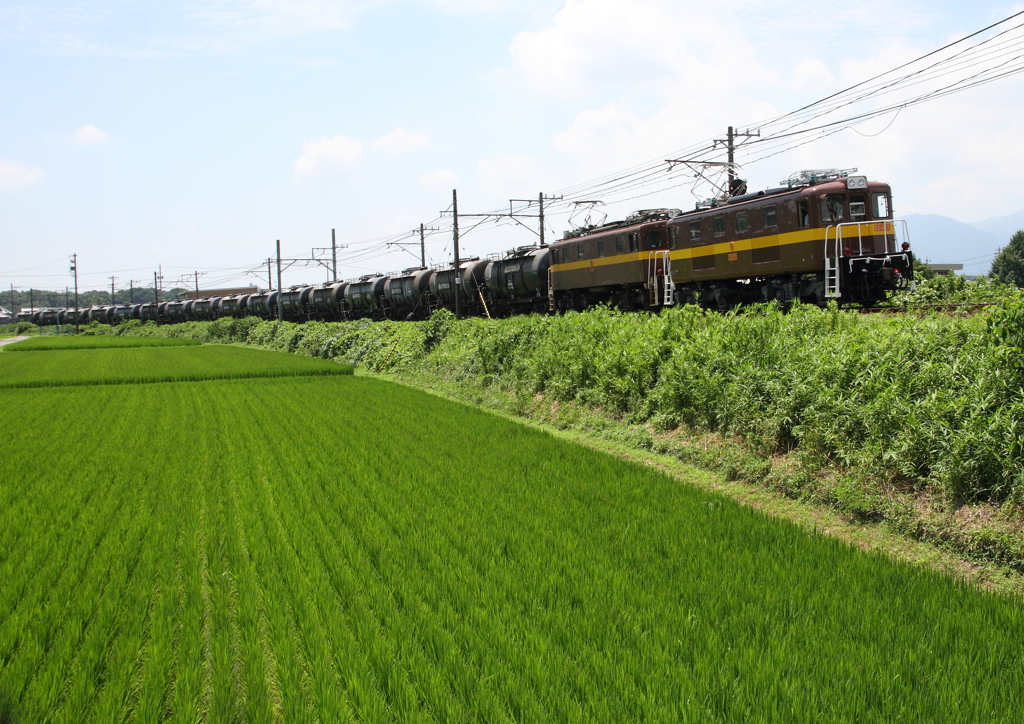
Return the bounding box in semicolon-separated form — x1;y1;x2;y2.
928;264;964;276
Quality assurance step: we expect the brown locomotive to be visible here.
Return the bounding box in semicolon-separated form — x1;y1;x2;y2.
549;170;913;310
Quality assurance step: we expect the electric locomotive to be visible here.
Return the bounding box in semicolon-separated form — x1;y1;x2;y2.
548;169;913;311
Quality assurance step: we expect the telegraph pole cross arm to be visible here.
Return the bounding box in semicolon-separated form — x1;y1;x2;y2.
386;225;440;267
509;192;564;247
312;229;349;282
715;126;760;191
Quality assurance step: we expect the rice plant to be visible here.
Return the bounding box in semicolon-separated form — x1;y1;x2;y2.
3;336;201;351
0;345;352;389
0;374;1022;722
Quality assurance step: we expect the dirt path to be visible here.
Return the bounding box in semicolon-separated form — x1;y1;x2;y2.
0;336;29;347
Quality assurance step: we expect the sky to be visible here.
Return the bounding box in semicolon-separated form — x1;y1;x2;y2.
2;0;1024;293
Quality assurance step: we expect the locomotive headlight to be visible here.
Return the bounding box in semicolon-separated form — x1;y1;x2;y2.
846;175;868;189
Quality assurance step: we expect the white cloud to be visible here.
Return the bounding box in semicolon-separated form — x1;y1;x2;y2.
0;159;45;193
294;135;363;179
509;0;770;97
419;169;458;190
73;124;110;145
372;127;430;154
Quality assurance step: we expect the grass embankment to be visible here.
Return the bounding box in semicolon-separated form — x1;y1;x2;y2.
2;374;1023;721
105;295;1024;573
3;335;200;351
0;344;351;388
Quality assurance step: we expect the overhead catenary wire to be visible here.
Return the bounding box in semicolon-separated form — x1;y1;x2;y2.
16;12;1024;291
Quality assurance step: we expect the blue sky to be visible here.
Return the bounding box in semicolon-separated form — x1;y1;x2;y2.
3;0;1023;292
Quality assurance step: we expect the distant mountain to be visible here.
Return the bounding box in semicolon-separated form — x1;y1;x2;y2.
969;209;1024;244
901;214;1001;273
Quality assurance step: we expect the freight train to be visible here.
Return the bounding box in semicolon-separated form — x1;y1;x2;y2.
24;169;914;327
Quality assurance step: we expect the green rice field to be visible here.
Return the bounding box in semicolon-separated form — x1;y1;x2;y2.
0;344;351;388
0;348;1022;722
3;336;201;351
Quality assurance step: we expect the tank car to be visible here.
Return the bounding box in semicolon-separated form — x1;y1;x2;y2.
217;293;250;318
383;268;433;320
429;259;488;315
137;303;159;323
484;246;552;316
345;276;387;318
87;306;115;324
278;286;313;321
247;290;278;319
191;297;220;320
308;284;341;319
164;299;189;323
110;305;135;323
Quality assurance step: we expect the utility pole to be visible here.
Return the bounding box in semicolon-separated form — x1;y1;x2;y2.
129;280;134;305
331;229;338;282
70;253;79;333
727;125;734;187
267;258;273;291
153;271;161;326
29;288;34;314
539;193;546;247
509;192;563;247
452;189;461;320
714;125;759;193
420;223;426;267
276;240;284;322
110;276;116;306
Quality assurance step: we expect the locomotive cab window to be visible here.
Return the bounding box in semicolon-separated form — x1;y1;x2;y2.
713;217;725;236
689;221;701;241
820;194;845;223
797;200;810;228
615;236;623;254
763;205;777;227
598;239;605;257
873;193;890;219
629;233;639;252
850;195;867;221
735;211;749;233
577;243;584;260
645;230;662;249
669;226;678;250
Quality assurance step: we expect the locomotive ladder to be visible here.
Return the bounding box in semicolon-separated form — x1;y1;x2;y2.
476;281;492;319
548;271;556;311
823;226;842;300
648;251;675;307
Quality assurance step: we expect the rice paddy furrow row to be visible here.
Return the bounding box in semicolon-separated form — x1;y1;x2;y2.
1;364;1023;722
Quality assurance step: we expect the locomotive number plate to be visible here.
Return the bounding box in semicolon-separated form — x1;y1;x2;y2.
728;253;738;261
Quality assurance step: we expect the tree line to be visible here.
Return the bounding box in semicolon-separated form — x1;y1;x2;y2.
2;287;188;313
991;230;1024;287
